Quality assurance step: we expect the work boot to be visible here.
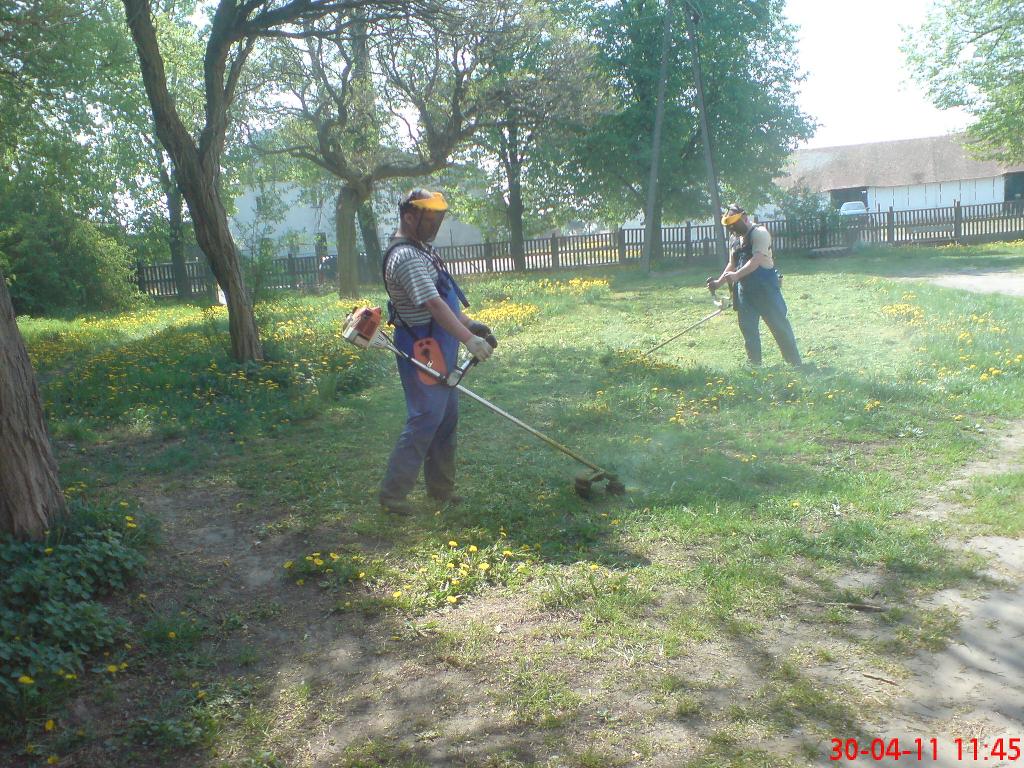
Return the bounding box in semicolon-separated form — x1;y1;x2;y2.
380;497;416;515
428;491;463;506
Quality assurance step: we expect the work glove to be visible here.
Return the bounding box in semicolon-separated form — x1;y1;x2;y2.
465;335;493;362
467;320;498;349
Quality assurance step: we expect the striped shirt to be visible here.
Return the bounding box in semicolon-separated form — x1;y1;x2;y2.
384;240;441;326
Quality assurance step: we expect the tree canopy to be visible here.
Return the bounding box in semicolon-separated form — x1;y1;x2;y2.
906;0;1024;164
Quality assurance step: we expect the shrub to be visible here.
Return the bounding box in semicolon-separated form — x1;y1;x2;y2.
0;500;149;737
0;183;141;315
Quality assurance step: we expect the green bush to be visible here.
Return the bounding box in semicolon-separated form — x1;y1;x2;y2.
0;183;141;315
0;500;149;737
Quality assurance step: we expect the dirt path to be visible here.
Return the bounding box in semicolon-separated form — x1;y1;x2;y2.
855;421;1024;768
914;269;1024;298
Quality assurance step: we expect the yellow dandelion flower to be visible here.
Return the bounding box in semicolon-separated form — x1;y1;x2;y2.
313;558;324;566
43;548;53;555
392;590;403;598
45;720;55;732
283;561;294;569
18;675;34;685
448;540;458;547
791;501;800;509
589;564;599;571
295;579;305;585
478;562;490;571
106;665;118;673
48;756;59;765
446;596;459;604
468;545;478;553
167;631;176;639
329;553;340;561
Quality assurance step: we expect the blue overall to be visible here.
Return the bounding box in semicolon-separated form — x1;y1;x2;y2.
733;226;802;366
379;246;469;505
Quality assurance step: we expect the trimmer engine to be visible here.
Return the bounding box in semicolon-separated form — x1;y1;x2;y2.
342;306;385;348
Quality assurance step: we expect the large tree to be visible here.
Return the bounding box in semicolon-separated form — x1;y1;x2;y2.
905;0;1024;164
120;0;435;359
452;4;607;269
251;0;517;295
2;0;210;302
564;0;813;254
0;3;67;539
0;270;65;540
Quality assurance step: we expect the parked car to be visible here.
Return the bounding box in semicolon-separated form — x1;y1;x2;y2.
838;201;869;216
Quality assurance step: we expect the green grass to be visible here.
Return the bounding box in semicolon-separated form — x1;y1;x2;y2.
8;241;1024;766
953;472;1024;535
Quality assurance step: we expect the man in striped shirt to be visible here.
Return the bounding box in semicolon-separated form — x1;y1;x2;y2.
379;189;495;515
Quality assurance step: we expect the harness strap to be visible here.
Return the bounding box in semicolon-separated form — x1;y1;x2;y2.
382;239;469;340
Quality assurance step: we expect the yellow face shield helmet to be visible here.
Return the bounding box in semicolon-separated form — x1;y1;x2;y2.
407;192;449;212
721;208;744;226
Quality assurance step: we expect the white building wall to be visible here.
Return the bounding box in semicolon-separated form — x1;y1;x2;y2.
230;183;482;254
867;176;1004;212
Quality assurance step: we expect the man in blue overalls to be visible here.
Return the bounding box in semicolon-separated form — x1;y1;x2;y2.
706;204;802;366
379;188;496;515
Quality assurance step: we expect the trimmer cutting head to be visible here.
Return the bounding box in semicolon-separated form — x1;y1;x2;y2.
574;470;626;499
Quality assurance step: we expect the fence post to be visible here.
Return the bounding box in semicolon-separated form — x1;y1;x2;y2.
886;207;895;244
550;234;560;270
953;200;962;242
818;216;828;249
684;222;693;261
484;241;494;273
617;229;626;263
287;247;298;290
136;260;146;294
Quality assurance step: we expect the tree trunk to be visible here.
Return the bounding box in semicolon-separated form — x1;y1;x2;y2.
168;171;190;300
651;199;664;263
498;121;527;272
0;269;66;540
183;176;263;361
121;0;262;362
507;172;527;272
335;186;362;297
357;200;382;271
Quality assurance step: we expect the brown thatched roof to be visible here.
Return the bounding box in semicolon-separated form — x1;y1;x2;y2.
780;135;1024;191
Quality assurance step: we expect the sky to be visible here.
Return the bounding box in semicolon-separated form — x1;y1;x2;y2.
783;0;972;149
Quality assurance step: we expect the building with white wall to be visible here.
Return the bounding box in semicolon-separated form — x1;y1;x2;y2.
780;135;1024;212
230;182;483;257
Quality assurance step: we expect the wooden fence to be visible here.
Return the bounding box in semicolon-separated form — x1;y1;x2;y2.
137;200;1024;298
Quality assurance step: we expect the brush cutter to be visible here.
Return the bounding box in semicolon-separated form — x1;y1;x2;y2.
644;289;732;355
343;307;625;499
